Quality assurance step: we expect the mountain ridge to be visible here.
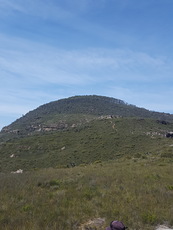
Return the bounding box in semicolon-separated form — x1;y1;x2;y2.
1;95;173;134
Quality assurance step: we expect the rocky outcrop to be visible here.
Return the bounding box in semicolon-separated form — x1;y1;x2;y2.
78;218;105;230
166;132;173;138
156;225;173;230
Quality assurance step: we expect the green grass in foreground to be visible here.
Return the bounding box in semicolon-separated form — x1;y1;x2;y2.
0;158;173;230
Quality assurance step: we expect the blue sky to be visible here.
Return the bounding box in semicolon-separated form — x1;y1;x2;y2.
0;0;173;130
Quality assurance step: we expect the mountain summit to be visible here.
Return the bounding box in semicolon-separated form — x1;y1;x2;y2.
1;95;173;137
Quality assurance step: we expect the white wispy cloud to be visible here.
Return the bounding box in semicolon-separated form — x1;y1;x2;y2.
0;0;107;17
0;0;25;12
0;0;136;47
1;33;172;120
1;33;171;89
0;0;72;20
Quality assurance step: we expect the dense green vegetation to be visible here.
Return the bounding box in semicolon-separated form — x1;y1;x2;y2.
1;117;173;172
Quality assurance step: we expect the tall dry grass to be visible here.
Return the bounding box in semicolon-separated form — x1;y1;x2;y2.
0;158;173;230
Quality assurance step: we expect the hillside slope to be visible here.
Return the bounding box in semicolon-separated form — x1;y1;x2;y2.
1;95;173;230
1;95;173;139
1;117;173;172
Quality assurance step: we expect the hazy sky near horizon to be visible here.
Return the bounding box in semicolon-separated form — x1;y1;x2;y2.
0;0;173;130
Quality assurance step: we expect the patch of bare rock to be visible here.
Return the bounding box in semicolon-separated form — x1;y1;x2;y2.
155;226;173;230
78;219;173;230
78;218;105;230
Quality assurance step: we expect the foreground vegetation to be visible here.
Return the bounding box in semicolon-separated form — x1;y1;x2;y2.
0;158;173;230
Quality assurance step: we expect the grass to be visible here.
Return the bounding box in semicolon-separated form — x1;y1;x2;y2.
0;158;173;230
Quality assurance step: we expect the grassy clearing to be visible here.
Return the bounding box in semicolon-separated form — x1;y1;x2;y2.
0;158;173;230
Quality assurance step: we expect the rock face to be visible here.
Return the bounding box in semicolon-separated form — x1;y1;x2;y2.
78;218;105;230
78;222;173;230
156;225;173;230
11;169;23;174
166;132;173;138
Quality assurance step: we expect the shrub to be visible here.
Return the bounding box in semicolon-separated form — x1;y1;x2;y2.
142;211;157;225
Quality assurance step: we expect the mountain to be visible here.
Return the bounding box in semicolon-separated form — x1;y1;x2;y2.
1;95;173;137
1;95;173;230
0;95;173;172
